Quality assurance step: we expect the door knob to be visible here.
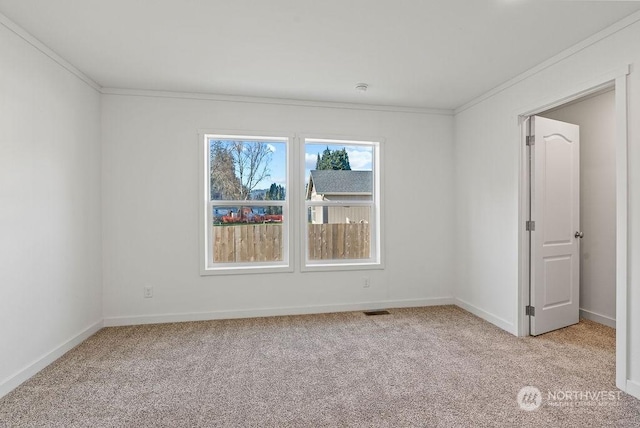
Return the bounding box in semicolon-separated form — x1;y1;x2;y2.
575;231;584;239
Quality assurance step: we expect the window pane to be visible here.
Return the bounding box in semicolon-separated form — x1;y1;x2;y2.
304;143;373;201
210;138;287;201
304;139;378;265
307;206;371;260
212;206;284;263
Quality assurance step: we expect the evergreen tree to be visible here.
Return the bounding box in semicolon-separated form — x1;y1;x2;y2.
264;183;285;214
315;146;351;171
265;183;285;201
334;148;350;170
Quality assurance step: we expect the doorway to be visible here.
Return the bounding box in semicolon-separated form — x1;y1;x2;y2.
538;90;617;331
517;68;628;391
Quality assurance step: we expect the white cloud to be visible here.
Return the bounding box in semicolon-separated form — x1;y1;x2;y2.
346;148;373;170
305;153;318;170
267;143;277;152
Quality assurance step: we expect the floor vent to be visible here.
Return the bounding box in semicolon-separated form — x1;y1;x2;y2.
363;310;391;316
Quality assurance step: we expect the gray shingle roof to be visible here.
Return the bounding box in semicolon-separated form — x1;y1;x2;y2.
310;170;373;194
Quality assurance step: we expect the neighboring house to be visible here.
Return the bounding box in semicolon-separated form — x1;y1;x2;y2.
306;170;372;224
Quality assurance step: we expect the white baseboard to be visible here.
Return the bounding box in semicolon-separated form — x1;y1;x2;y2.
579;308;616;329
103;297;455;327
454;298;516;335
3;301;633;403
626;379;640;400
0;320;103;399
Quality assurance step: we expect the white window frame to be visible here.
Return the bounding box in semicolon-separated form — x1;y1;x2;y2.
199;132;293;275
301;137;384;272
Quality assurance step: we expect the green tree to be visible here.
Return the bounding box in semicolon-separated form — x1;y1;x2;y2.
265;183;286;201
264;183;285;214
315;146;351;170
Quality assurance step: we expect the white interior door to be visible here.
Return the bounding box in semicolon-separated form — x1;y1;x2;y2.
530;116;581;336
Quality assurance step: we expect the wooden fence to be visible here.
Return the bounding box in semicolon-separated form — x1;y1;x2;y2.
212;223;370;262
307;223;370;260
213;224;283;263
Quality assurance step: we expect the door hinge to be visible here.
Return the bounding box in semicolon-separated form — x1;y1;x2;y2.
526;305;536;316
526;221;535;231
526;135;535;146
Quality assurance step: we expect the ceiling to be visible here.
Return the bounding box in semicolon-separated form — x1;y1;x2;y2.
1;1;639;109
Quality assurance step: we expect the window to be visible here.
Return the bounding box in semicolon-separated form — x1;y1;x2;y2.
303;138;382;269
201;134;290;274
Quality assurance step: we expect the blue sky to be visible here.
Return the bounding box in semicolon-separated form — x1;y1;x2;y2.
210;139;373;191
261;141;287;189
304;143;372;172
255;142;373;190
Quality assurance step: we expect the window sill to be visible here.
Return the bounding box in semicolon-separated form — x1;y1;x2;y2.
301;261;384;273
200;264;293;276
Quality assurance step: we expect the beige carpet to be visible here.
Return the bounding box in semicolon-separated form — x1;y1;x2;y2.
1;306;638;427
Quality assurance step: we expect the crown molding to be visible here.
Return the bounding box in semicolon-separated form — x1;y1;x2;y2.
454;10;640;115
0;11;101;92
100;87;454;115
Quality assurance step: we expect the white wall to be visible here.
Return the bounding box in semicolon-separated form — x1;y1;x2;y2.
454;19;640;394
101;94;455;324
3;4;636;402
0;23;103;395
541;90;616;327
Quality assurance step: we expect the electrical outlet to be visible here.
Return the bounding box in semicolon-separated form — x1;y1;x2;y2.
144;286;153;298
363;277;370;288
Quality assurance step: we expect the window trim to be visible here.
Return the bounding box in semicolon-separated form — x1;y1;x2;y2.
300;136;384;272
199;131;294;275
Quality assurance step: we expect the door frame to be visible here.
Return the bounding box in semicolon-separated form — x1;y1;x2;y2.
516;65;629;391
